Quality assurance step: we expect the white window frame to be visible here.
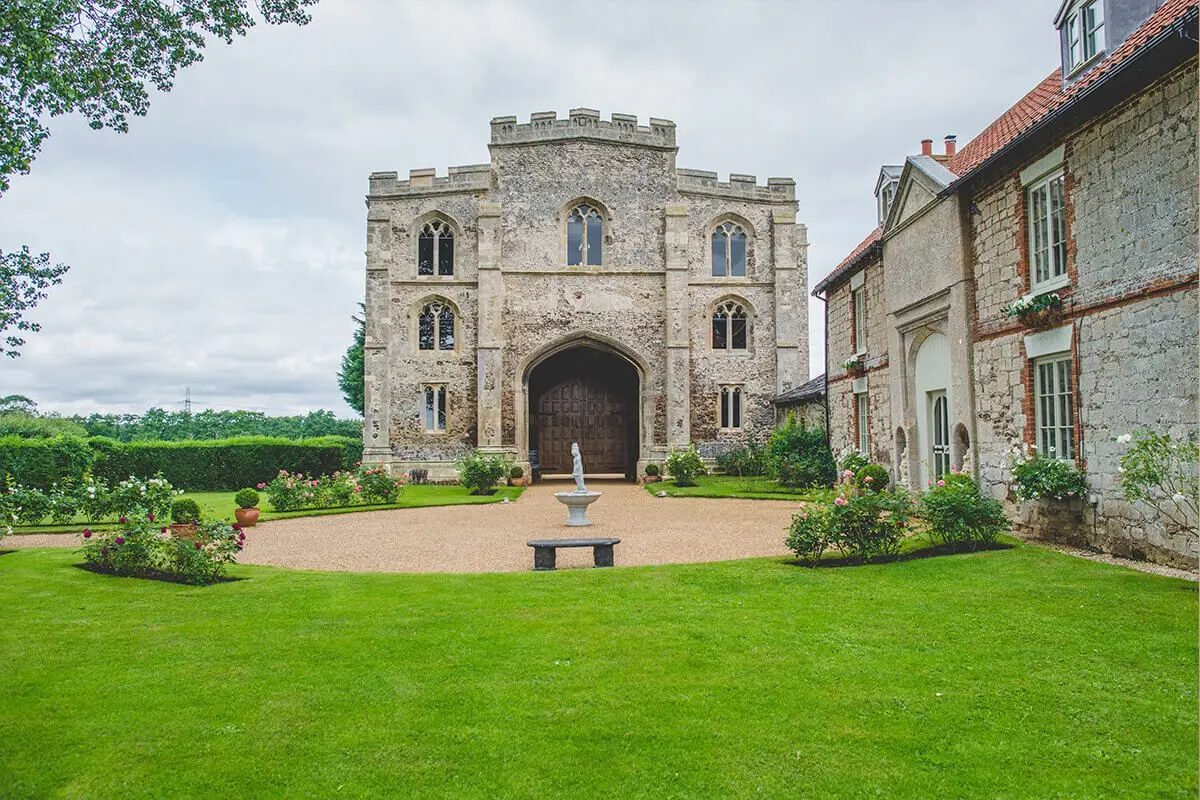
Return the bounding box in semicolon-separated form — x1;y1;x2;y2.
1065;0;1105;74
1034;354;1076;461
878;183;896;225
422;384;447;433
1026;169;1070;294
852;285;867;356
855;391;869;455
719;385;744;431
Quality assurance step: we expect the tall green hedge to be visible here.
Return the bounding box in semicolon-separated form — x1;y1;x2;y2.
0;436;94;490
0;435;363;491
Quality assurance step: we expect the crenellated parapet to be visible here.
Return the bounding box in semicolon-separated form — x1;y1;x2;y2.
368;164;491;198
489;108;677;150
677;169;796;203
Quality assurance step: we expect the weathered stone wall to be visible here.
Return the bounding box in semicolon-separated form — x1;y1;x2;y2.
969;63;1199;567
824;256;893;470
362;111;806;476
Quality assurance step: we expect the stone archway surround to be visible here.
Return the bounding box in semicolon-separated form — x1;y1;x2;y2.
512;331;653;475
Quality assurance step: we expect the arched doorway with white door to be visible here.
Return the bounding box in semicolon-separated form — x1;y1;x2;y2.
913;331;951;489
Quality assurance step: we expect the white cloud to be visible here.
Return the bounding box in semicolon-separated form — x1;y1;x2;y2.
0;0;1062;415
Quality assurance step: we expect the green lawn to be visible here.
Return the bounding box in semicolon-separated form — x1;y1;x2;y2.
1;547;1195;798
646;474;833;501
9;484;525;533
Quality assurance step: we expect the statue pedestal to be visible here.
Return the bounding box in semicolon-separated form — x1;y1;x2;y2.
553;491;602;526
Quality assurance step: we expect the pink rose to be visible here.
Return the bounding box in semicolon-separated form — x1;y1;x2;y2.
195;542;203;550
82;529;92;538
842;469;853;478
161;527;168;533
835;497;847;507
147;513;155;522
864;476;873;483
232;524;242;532
937;480;945;487
118;516;128;524
115;536;125;545
257;483;266;490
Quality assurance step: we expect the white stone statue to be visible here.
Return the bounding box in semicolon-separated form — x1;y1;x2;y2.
571;442;587;493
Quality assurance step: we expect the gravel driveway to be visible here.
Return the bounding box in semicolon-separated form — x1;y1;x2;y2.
2;480;800;573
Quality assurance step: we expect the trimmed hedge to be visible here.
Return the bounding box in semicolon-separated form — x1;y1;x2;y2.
0;436;94;491
0;435;363;492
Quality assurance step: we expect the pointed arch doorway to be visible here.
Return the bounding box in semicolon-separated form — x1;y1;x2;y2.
525;342;640;478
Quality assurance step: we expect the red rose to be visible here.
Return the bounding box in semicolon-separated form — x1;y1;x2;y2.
115;536;125;545
82;529;92;538
118;516;128;524
147;513;155;522
195;542;203;550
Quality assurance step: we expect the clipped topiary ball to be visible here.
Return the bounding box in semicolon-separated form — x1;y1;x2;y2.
510;465;524;479
644;462;660;477
855;463;890;492
170;498;201;524
234;488;260;509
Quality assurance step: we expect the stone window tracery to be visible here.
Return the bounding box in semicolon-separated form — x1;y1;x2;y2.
711;222;747;277
566;204;603;266
418;301;456;351
418;220;455;276
712;300;748;351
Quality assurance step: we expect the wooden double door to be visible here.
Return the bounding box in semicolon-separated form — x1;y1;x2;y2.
535;377;631;474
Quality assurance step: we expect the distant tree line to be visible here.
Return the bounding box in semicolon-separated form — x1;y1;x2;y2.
0;397;361;442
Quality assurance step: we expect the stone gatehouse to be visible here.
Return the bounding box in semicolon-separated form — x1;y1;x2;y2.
361;109;809;479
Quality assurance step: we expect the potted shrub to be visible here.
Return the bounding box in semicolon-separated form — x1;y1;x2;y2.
643;462;662;484
841;357;867;378
169;497;202;537
234;488;261;528
1009;450;1089;545
508;465;528;487
1002;292;1064;330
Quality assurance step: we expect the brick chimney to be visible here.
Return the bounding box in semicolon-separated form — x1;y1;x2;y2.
944;134;957;157
921;138;933;156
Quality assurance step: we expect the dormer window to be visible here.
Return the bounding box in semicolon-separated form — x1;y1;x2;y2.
878;182;897;225
1064;0;1105;74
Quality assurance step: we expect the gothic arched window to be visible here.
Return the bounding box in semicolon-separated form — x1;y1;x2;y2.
566;204;603;266
418;220;455;276
418;301;456;351
712;300;748;351
711;222;747;277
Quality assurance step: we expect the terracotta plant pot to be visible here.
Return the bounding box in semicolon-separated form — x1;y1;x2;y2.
641;475;662;484
169;523;198;539
234;507;260;527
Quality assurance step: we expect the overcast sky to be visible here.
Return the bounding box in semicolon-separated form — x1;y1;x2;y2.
0;0;1062;418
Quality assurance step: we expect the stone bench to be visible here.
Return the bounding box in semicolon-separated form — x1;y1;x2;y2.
526;538;621;571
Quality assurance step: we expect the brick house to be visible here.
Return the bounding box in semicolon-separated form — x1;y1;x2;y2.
814;0;1198;567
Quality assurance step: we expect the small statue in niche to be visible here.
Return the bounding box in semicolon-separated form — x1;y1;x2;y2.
571;442;587;493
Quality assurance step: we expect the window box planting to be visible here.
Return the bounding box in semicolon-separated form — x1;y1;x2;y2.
1002;293;1064;330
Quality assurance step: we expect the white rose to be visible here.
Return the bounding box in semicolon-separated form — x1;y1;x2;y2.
1116;434;1132;444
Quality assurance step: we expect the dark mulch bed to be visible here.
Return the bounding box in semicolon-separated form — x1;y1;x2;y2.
788;541;1014;569
72;562;244;585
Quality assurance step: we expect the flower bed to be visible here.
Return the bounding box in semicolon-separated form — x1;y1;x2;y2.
261;465;406;512
80;510;245;585
1;473;181;533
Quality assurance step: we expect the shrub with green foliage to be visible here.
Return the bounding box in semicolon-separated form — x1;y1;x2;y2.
786;484;913;565
785;500;837;565
665;445;706;487
0;435;94;491
234;488;260;509
170;498;202;524
81;513;245;585
855;463;890;492
457;451;509;495
838;449;870;475
0;411;88;439
8;482;52;525
357;466;405;505
109;474;176;522
644;463;660;477
509;465;524;480
768;413;836;489
1010;451;1088;501
1117;430;1198;533
715;441;768;477
918;473;1008;548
